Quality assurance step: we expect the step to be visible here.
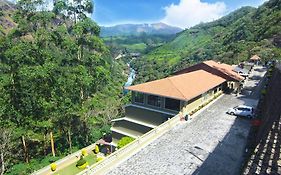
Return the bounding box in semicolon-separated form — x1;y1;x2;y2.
112;117;157;128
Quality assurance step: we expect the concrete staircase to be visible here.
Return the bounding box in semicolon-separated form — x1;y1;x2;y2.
111;104;176;146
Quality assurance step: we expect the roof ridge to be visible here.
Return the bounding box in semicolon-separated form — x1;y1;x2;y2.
204;62;242;81
217;66;243;80
167;76;188;100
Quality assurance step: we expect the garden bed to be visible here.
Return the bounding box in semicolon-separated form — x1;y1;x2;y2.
54;152;96;175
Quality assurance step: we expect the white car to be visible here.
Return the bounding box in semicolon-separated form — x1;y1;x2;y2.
239;72;249;78
227;105;254;118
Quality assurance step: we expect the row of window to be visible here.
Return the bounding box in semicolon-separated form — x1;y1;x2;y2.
214;85;222;94
134;92;180;111
134;84;224;112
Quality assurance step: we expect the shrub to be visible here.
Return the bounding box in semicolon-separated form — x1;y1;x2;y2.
268;68;273;73
48;156;60;163
76;156;87;167
77;162;89;169
261;89;266;95
97;156;104;162
117;136;135;149
93;144;99;154
81;148;88;156
50;163;57;171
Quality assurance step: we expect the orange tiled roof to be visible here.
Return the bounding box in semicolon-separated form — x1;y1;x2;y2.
203;60;244;81
126;70;226;101
250;55;261;61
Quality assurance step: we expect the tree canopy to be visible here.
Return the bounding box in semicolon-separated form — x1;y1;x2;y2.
0;0;127;174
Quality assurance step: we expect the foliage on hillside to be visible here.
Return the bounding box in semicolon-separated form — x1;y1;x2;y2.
132;0;281;83
0;0;17;35
103;34;176;56
0;0;127;174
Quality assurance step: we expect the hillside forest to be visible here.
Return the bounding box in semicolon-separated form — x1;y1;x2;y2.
131;0;281;83
103;34;176;56
0;0;128;174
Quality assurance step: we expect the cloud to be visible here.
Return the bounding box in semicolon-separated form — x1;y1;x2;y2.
258;0;269;6
162;0;227;29
238;0;268;8
7;0;54;11
38;0;54;11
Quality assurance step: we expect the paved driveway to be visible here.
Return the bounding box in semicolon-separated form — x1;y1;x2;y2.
242;65;267;99
107;95;258;175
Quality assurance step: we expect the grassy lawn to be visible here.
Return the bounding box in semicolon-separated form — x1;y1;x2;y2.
54;153;96;175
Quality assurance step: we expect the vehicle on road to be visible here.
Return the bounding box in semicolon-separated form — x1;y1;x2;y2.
227;105;254;118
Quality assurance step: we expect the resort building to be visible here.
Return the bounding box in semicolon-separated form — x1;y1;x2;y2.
174;60;244;92
110;60;244;146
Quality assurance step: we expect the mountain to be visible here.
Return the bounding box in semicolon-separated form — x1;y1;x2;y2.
131;0;281;83
0;0;16;35
100;22;182;37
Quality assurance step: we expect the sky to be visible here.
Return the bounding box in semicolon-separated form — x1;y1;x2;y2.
93;0;268;28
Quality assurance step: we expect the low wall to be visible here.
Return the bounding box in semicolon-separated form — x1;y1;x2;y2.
77;113;181;175
33;93;224;175
242;64;281;174
32;144;96;175
77;93;224;175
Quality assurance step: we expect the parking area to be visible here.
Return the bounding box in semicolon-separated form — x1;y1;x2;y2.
106;65;266;175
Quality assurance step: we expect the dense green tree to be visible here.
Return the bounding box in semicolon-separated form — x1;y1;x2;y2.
0;0;127;174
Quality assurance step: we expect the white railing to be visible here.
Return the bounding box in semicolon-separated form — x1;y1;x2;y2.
77;113;181;175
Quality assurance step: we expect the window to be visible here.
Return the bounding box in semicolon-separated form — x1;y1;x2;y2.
147;95;161;107
134;92;144;104
202;92;208;100
214;88;218;94
237;107;247;111
165;98;180;111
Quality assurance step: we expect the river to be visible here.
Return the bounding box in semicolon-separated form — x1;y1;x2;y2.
123;62;136;94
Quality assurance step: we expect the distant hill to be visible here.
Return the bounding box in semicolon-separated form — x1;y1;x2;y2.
103;34;176;56
131;0;281;83
0;0;16;35
100;22;182;37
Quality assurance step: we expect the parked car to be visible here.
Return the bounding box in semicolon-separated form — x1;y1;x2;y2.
239;71;249;78
227;105;254;118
